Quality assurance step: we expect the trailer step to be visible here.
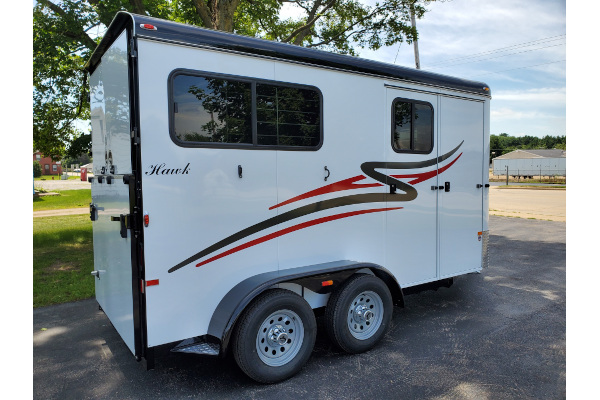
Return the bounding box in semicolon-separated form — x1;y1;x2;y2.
171;338;219;356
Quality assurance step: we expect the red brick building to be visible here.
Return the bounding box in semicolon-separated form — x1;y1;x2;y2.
34;151;62;175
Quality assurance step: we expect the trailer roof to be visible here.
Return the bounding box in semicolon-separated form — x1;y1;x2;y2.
86;12;491;97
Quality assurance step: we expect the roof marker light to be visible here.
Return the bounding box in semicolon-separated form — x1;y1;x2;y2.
140;24;157;31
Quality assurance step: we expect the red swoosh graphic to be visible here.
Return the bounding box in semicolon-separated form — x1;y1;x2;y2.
196;207;402;268
392;153;462;184
269;175;382;210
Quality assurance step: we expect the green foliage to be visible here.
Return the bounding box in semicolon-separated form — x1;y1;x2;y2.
34;1;437;159
490;133;566;159
34;161;43;178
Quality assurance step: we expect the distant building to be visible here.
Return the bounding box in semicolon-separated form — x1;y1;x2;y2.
492;149;566;178
33;151;62;176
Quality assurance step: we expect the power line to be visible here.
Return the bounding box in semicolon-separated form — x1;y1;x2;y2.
426;34;566;68
426;42;565;70
471;59;566;77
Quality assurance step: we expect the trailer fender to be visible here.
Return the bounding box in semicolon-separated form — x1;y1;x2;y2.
207;260;403;355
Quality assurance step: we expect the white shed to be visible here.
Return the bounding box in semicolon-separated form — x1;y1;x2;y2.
492;149;566;177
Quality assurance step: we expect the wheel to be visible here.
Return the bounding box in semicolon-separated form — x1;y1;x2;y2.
325;274;393;354
232;289;317;383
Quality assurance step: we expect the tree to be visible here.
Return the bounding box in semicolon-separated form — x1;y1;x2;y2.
490;133;566;160
34;0;436;159
33;161;43;178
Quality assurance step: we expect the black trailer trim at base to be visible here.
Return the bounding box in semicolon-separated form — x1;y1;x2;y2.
206;260;403;356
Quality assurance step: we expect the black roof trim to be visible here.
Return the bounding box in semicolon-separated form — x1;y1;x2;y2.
86;12;491;97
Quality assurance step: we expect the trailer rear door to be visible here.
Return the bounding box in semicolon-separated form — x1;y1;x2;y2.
438;97;484;277
384;88;439;286
89;30;137;354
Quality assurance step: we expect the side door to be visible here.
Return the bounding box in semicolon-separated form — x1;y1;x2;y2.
384;89;440;287
438;96;485;277
89;29;137;355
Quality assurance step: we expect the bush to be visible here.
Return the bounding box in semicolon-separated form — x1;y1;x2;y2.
33;161;42;177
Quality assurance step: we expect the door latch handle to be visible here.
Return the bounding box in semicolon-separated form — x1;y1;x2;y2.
444;182;451;192
91;270;100;279
111;214;131;238
431;186;444;190
90;203;97;221
324;166;330;181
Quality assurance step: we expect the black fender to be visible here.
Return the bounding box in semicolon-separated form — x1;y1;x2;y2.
206;260;404;356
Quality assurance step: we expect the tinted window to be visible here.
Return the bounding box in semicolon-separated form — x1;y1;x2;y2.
173;75;252;144
256;84;320;147
171;72;322;149
392;99;433;153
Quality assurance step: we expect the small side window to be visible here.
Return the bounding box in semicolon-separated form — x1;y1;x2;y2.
392;99;433;153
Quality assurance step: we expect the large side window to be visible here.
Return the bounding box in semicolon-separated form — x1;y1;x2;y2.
173;75;252;144
256;84;320;147
392;99;433;153
170;71;322;150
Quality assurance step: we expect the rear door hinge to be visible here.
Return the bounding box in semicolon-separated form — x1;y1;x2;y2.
129;38;137;58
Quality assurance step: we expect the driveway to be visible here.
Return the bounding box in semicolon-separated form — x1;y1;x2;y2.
35;178;91;191
33;216;565;399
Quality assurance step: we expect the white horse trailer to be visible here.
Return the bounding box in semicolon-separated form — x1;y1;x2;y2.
86;12;491;383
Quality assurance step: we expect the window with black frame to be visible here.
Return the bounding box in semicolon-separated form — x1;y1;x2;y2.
392;99;433;153
171;72;321;149
172;74;253;144
256;84;320;147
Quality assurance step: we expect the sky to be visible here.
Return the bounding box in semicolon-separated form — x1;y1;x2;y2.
284;0;567;139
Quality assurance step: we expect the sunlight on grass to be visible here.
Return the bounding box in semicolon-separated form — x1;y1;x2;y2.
33;189;91;211
33;215;94;307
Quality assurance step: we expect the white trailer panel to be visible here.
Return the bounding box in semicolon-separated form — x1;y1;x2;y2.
85;12;491;382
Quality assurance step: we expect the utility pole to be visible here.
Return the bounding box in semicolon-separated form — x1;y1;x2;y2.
410;1;421;69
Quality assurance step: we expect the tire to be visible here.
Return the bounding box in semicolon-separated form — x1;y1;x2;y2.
232;289;317;383
325;274;393;354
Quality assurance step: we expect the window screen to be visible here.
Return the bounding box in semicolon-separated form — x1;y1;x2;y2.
256;84;320;147
171;71;322;149
392;99;433;153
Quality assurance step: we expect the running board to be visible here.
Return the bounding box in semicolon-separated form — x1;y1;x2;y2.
171;337;219;356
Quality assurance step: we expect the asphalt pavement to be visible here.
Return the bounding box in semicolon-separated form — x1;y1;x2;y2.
33;216;565;399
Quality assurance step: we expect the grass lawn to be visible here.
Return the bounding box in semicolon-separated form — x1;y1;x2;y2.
33;215;94;307
33;189;91;211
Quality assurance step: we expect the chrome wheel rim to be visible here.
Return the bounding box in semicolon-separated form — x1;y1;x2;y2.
347;290;384;340
256;309;304;366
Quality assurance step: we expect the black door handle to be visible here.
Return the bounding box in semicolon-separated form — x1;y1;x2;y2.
111;214;131;238
444;182;450;192
431;186;444;191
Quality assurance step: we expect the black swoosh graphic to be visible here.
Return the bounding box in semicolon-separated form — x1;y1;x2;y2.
168;142;464;273
170;193;401;273
361;140;464;197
